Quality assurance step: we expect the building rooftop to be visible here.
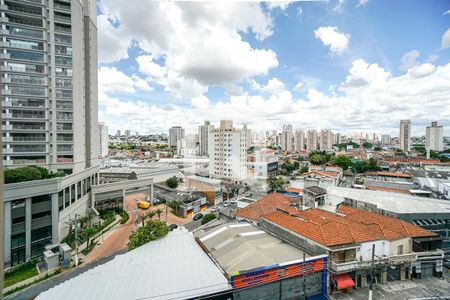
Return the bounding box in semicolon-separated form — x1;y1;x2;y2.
262;205;435;248
304;186;327;196
367;171;411;178
36;228;231;300
326;186;450;214
196;223;309;275
235;193;298;221
186;175;222;185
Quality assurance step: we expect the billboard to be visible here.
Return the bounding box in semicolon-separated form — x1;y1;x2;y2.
230;256;327;289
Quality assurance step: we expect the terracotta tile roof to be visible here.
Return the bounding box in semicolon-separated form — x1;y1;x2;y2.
235;193;297;221
337;205;436;238
366;186;411;194
286;188;303;194
367;171;411;178
262;205;436;248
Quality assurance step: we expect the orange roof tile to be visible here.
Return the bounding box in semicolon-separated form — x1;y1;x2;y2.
235;193;297;221
366;186;411;194
367;171;411;178
262;205;436;248
286;188;304;194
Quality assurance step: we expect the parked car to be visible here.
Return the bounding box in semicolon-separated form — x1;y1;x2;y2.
245;192;252;197
137;200;150;210
153;198;161;204
210;207;219;212
193;213;203;221
223;201;230;207
168;224;178;231
230;199;237;205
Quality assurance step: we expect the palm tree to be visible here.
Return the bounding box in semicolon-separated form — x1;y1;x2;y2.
147;211;156;221
155;208;163;220
138;214;147;227
85;208;96;227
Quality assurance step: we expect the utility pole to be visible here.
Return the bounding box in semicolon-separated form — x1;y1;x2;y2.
303;253;307;300
369;244;375;300
0;80;4;299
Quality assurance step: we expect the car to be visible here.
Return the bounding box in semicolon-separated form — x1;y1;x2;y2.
245;192;252;197
210;207;219;212
137;200;150;210
153;198;161;204
230;199;237;205
223;201;230;207
168;224;178;231
193;213;203;221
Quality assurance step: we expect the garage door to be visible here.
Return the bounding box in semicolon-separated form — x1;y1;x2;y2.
421;263;435;278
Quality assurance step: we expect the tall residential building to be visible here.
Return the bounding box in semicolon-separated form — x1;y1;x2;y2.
243;124;252;149
319;129;333;150
279;130;293;152
124;129;131;138
399;120;412;152
198;121;214;157
294;130;305;152
282;124;293;132
381;134;391;145
169;126;185;149
116;129;121;137
98;122;108;158
208;120;247;182
426;121;443;151
1;0;100;267
306;130;318;153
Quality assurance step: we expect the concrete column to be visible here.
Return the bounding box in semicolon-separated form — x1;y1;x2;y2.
25;197;32;260
381;270;387;284
150;183;154;205
51;193;59;244
4;201;12;267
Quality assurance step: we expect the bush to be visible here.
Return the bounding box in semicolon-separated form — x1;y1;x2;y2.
120;211;129;224
201;213;216;225
166;176;179;189
128;220;169;250
4;166;65;184
4;260;39;288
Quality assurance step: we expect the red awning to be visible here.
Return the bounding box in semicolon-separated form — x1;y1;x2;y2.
335;274;355;290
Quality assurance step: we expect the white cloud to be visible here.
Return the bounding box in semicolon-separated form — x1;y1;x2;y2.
356;0;369;7
293;81;304;92
443;10;450;15
100;61;450;136
98;66;152;94
399;50;420;71
314;26;350;55
98;1;279;99
250;77;286;95
266;1;293;11
441;28;450;49
97;15;131;63
332;0;346;12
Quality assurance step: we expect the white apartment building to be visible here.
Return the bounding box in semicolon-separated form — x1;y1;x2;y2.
294;130;305;152
306;129;318;152
208;120;248;182
426;121;443;151
400;120;412;152
280;130;293;152
178;134;197;157
169;126;185;150
98;122;108;158
1;0;100;267
247;148;279;184
319;129;333;150
382;134;391;145
198;120;214;157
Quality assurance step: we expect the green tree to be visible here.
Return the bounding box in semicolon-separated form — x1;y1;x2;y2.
394;149;406;156
128;220;169;250
281;162;294;174
330;155;353;170
299;166;309;174
310;154;327;165
146;211;156;221
374;146;382;151
137;214;147;227
166;177;179;189
154;208;163;220
5;166;44;183
268;177;286;191
82;227;97;248
201;213;216;225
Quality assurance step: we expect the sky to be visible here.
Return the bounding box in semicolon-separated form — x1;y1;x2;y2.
96;0;450;137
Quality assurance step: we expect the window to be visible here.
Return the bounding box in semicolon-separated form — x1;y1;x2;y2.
9;74;45;85
56;111;73;120
8;50;44;62
10;86;45;96
55;78;72;87
70;184;75;203
64;187;70;208
55;67;72;76
54;34;71;44
58;191;64;211
398;245;403;255
55;45;72;55
56;122;72;130
8;39;43;50
56;101;72;109
55;56;72;66
10;98;45;108
56;89;72;99
7;25;43;39
8;62;44;73
57;144;73;152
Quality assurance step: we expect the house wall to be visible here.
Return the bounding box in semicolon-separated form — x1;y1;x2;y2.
356;240;389;261
389;237;412;256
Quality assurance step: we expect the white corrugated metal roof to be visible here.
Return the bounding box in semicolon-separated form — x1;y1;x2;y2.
36;228;231;300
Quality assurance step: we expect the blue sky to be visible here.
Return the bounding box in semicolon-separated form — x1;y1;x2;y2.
96;0;450;136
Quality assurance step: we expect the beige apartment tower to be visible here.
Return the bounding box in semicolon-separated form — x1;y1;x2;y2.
399;120;411;152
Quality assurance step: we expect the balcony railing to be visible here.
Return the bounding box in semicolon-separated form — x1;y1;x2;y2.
12;159;46;165
329;258;388;273
388;252;418;264
57;157;73;163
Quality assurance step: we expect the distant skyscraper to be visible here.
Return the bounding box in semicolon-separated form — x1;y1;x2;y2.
169;126;185;149
243;124;252;149
426;121;443;151
198;121;214;157
294;131;305;152
399;120;411;152
280;130;293;152
208;120;247;182
135;131;139;137
306;130;318;152
381;134;391;145
282;124;293;132
124;130;131;138
319;129;333;150
116;130;121;137
98;123;109;158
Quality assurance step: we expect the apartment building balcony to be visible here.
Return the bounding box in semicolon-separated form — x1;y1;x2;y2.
2;113;13;119
53;2;70;12
329;258;389;273
54;14;71;24
3;3;43;17
57;157;74;163
16;0;44;6
10;159;46;165
2;125;13;130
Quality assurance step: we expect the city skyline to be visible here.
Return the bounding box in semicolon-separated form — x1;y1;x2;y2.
97;0;450;136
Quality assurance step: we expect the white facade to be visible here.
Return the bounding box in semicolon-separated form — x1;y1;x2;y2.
381;134;391;145
98;122;108;158
399;120;411;152
280;130;293;152
208;120;247;182
306;130;318;152
425;121;443;151
319;129;333;150
294;130;305;152
124;129;131;138
169;126;185;149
